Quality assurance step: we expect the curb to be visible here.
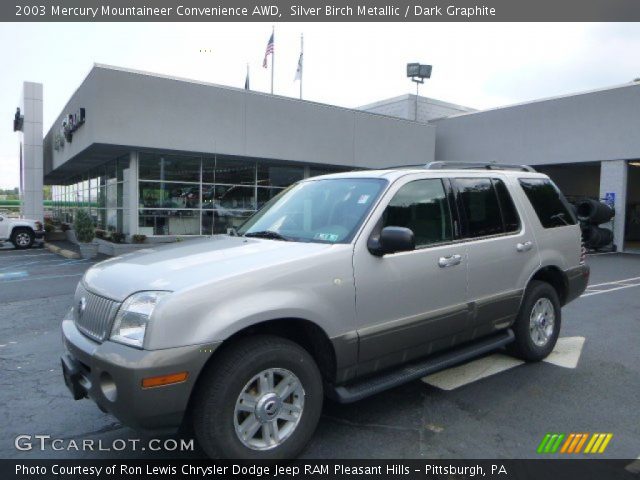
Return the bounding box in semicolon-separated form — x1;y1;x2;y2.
44;242;81;259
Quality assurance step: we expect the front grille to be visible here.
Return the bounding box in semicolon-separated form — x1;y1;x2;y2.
74;285;121;342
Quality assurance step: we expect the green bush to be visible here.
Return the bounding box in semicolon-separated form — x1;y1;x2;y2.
74;209;95;243
132;234;147;244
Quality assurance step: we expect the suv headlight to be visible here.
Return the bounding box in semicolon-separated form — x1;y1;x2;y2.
110;291;170;348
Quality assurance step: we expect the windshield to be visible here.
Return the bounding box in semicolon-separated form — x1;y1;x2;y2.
237;178;387;243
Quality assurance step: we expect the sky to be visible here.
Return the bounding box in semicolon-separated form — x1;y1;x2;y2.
1;22;639;189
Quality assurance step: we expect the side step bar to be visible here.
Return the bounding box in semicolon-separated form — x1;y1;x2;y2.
330;329;515;403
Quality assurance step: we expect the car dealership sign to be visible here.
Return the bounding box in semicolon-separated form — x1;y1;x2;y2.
54;107;85;150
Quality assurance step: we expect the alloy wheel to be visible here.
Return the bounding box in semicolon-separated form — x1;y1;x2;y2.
233;367;305;450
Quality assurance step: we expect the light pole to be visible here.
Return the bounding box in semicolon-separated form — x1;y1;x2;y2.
407;63;432;121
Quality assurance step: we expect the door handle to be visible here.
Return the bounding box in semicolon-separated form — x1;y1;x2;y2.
516;241;533;252
438;254;462;268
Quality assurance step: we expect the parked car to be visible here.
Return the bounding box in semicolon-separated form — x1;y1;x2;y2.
60;163;589;459
0;211;44;249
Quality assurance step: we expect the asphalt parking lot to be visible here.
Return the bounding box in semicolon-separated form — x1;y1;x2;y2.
0;247;638;460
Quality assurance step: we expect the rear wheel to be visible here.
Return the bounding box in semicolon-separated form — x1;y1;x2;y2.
11;228;34;249
192;335;323;459
508;280;561;361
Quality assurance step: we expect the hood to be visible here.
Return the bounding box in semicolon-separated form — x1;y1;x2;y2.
83;236;335;301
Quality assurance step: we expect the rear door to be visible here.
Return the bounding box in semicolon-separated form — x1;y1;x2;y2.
452;176;540;335
353;176;469;376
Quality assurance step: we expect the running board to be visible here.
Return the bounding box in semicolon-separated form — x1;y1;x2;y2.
330;329;514;403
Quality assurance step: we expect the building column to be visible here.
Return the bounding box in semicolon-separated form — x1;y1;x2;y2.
19;82;44;222
125;151;139;236
599;160;628;252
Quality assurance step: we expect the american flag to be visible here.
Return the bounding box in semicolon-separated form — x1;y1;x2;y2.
263;32;274;68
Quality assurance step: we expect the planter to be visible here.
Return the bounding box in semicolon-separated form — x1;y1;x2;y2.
65;229;79;244
78;242;98;259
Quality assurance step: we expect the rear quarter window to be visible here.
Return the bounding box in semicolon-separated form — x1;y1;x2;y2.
519;178;577;228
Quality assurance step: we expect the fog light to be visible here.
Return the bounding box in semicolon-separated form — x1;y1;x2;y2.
142;372;188;389
100;372;117;402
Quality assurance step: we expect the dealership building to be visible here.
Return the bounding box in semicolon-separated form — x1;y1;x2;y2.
14;64;640;251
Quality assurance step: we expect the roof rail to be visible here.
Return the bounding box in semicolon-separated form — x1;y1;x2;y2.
424;161;536;172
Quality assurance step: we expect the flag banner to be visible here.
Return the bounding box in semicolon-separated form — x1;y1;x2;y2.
294;52;303;81
262;32;274;68
244;69;250;90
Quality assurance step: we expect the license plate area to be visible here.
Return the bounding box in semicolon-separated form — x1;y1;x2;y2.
61;354;88;400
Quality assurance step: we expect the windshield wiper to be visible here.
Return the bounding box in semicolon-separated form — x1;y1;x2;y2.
244;230;291;241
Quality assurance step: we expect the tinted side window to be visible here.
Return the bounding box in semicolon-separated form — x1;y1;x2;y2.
382;179;453;247
493;179;521;233
454;178;503;237
519;178;577;228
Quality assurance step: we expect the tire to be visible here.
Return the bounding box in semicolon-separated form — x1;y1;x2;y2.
575;198;614;224
11;228;34;249
192;335;323;459
507;281;561;362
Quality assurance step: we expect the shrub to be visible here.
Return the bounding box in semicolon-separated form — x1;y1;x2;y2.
44;223;55;233
74;209;95;243
132;234;147;244
61;223;71;232
111;232;126;244
94;229;107;239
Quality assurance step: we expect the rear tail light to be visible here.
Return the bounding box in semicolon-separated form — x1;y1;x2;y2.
579;242;587;265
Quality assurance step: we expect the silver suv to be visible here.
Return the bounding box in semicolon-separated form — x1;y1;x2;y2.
61;163;589;459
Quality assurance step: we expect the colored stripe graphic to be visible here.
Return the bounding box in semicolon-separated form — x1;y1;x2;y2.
537;433;565;453
585;433;614;454
543;433;614;454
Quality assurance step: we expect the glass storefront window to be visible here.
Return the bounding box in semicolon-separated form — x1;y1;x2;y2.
139;210;201;235
257;163;305;187
257;187;285;209
203;158;256;185
139;182;201;209
201;209;253;235
139;153;201;183
201;185;255;210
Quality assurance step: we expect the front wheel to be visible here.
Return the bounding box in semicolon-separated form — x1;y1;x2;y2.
192;335;323;459
11;228;34;249
507;280;561;361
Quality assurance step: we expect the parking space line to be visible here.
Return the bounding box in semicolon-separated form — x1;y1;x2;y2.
626;456;640;474
422;353;524;390
0;272;83;283
587;276;640;288
422;336;585;391
0;258;77;270
542;336;585;369
0;271;29;281
581;282;640;297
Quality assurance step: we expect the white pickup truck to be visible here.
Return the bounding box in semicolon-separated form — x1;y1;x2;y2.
0;212;44;249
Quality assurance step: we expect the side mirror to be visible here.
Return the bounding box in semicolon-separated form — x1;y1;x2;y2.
368;226;415;256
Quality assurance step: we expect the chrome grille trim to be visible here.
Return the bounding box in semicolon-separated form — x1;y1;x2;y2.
74;285;121;343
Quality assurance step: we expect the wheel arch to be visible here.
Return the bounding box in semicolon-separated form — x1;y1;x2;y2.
192;317;339;391
528;266;569;306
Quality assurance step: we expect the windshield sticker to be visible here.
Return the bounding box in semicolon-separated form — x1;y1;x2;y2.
314;233;340;242
357;194;370;204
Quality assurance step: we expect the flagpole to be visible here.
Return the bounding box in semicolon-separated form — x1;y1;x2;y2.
270;25;275;94
299;34;303;100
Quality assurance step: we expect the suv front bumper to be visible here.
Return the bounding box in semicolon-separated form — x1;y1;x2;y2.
61;311;220;434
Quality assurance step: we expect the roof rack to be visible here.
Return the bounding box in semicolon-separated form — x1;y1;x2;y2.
424;161;536;172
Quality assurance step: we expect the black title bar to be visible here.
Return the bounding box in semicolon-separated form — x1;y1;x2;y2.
3;459;639;480
4;0;640;22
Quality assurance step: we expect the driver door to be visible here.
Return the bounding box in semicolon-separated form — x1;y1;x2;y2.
353;177;469;376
